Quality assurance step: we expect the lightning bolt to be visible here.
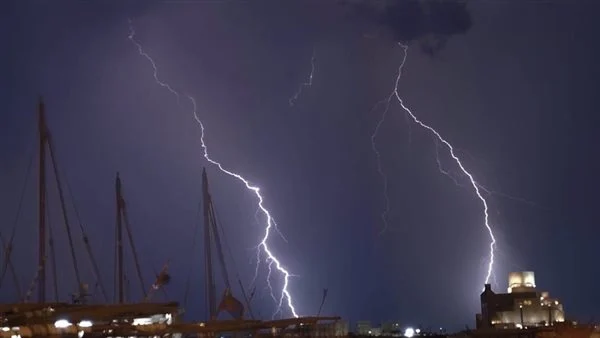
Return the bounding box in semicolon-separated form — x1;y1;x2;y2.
434;141;543;209
289;48;316;107
248;208;289;316
370;98;393;235
434;138;466;188
381;42;497;285
266;259;282;319
127;20;299;318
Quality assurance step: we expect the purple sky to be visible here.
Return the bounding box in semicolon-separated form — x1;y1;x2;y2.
2;0;600;331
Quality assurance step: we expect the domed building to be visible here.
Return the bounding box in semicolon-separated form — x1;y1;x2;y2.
476;271;565;329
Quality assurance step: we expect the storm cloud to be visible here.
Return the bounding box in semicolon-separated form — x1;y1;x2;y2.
342;0;472;55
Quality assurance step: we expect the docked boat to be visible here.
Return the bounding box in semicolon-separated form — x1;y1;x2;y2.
0;98;342;337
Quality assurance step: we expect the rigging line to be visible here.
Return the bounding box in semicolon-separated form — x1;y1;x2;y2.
22;255;46;303
0;142;35;297
47;203;59;302
213;203;241;285
8;138;35;239
47;135;82;290
63;170;108;302
213;201;256;319
0;233;22;300
183;201;202;309
208;197;231;289
120;199;147;299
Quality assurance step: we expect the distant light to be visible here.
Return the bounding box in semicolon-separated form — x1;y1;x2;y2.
416;328;421;334
78;320;93;328
132;317;152;326
54;319;71;328
404;327;415;337
1;328;9;332
77;330;84;338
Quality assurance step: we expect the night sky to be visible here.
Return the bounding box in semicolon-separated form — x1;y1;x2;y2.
2;0;600;331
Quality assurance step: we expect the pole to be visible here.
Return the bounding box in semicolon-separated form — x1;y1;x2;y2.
203;168;216;320
38;97;47;303
519;305;524;327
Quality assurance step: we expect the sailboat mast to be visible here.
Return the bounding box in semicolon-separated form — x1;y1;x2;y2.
37;97;47;303
202;168;217;320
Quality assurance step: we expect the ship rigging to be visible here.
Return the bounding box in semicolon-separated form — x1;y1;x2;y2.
0;98;341;337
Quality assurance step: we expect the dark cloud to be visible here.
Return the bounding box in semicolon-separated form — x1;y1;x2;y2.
342;0;472;55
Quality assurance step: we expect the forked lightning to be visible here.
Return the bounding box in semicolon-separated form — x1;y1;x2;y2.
289;48;316;107
127;20;299;318
370;98;394;235
373;42;497;285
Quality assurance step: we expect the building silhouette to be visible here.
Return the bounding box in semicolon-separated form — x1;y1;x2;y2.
476;271;565;329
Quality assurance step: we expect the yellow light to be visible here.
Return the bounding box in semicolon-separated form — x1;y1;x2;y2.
78;320;93;328
54;319;71;329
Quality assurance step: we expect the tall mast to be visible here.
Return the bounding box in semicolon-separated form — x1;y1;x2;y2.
202;168;216;320
201;168;248;320
37;97;47;303
115;173;124;303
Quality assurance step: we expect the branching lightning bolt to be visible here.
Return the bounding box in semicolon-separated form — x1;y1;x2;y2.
384;42;496;285
370;98;393;235
289;48;316;107
248;208;289;318
434;139;543;209
434;138;465;188
127;20;299;318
